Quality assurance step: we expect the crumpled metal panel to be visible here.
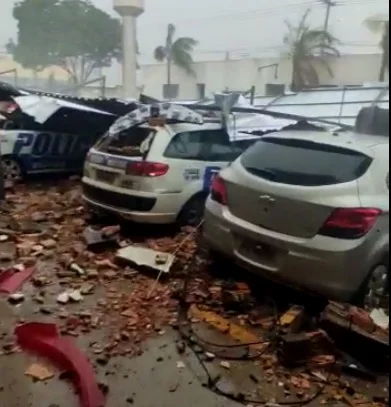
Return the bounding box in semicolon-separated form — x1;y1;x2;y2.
108;103;204;136
254;85;389;126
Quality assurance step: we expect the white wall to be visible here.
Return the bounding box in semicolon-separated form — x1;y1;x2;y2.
139;53;388;100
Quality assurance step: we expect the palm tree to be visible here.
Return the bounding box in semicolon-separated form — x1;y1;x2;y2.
365;15;389;82
284;9;340;92
154;24;198;96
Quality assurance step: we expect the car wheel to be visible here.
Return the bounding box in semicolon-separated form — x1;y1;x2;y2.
2;157;23;182
361;262;389;312
177;195;206;227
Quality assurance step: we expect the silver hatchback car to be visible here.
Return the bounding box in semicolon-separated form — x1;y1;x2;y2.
203;129;389;307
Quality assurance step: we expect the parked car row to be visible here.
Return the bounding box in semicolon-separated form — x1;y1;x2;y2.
82;104;389;308
2;96;389;309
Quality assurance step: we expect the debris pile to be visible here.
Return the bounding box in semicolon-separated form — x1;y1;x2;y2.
0;180;388;407
0;180;191;360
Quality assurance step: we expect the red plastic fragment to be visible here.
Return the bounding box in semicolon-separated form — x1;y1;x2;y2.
15;323;105;407
0;267;35;294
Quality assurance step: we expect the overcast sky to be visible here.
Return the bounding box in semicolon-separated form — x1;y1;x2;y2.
1;0;389;62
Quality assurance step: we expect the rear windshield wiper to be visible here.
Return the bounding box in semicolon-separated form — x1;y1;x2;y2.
244;167;277;180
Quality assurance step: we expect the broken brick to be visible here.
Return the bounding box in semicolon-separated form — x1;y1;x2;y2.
279;305;305;333
350;307;375;333
279;330;334;366
40;239;57;249
25;363;54;381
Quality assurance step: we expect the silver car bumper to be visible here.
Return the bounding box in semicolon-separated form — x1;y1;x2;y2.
203;199;373;301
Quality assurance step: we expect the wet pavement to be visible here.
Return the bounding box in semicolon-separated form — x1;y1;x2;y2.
1;291;388;407
0;302;239;407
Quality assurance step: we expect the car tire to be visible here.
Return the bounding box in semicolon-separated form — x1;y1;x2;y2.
177;194;207;227
358;256;389;312
2;157;24;182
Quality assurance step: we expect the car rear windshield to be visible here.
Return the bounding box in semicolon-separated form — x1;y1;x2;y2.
240;137;373;186
96;127;155;157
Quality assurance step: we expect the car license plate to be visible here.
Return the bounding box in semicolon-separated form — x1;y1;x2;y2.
96;169;116;184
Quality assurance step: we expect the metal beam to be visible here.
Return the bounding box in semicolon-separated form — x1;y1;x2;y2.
0;69;18;86
319;0;337;55
60;76;107;98
372;85;390;106
257;63;279;79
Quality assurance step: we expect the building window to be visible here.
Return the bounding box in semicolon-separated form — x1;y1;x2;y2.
196;83;206;99
163;84;179;100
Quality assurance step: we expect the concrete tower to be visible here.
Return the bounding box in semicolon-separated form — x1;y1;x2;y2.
113;0;145;98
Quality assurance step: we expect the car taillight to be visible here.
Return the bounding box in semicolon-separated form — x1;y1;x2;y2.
210;176;227;206
126;161;169;177
319;208;382;239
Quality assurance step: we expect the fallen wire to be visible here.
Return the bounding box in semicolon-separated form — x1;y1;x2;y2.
187;294;281;350
147;221;204;299
177;304;330;406
174;223;334;406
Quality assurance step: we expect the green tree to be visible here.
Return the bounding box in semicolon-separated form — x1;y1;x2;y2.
6;0;58;73
154;24;198;89
284;10;340;91
365;15;389;81
9;0;122;86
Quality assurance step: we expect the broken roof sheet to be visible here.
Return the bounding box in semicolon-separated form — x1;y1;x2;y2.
177;85;389;127
251;85;389;126
108;103;204;136
13;95;114;124
0;81;137;116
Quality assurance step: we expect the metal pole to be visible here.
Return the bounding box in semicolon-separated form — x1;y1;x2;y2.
320;0;336;56
0;69;18;86
256;64;279;95
338;86;347;123
257;63;279;78
249;86;256;105
59;76;107;96
101;76;106;98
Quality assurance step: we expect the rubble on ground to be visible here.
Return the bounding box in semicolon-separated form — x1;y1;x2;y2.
0;181;185;359
0;180;388;407
321;302;389;345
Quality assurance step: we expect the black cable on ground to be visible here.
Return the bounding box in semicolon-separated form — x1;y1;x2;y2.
174;225;335;406
177;304;329;406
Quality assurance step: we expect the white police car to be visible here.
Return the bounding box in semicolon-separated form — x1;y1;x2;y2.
82;103;258;225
